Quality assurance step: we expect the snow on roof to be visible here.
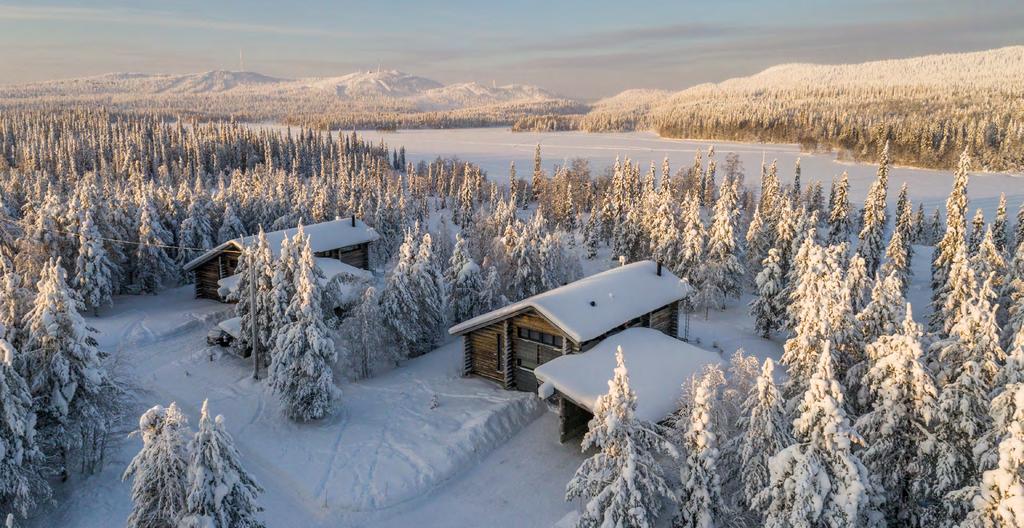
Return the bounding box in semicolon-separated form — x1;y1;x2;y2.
534;328;721;423
217;257;372;297
184;218;379;271
448;261;691;343
218;316;242;339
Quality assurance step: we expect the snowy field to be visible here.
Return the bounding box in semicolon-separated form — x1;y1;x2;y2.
354;128;1024;216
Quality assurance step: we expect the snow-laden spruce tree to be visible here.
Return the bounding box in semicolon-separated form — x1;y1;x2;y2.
845;253;870;314
22;258;110;480
176;193;215;272
758;344;883;528
931;148;971;332
0;335;48;518
880;222;912;295
750;248;785;338
737;358;792;516
1006;255;1024;353
270;237;338;421
828;172;852;245
676;193;706;286
960;383;1024;528
134;198;175;294
676;372;723;528
0;259;31;350
380;229;420;359
855;306;938;523
449;258;485;325
744;205;770;283
972;227;1007;302
566;347;677;528
411;232;446;354
266;232;299;367
648;190;682;273
856;271;907;346
701;178;745;308
123;403;191;528
340;286;392;379
934;248;977;338
968;209;986;256
180;400;263;528
217;203;246;245
856;143;890;276
73;207;115;315
923;274;1006;524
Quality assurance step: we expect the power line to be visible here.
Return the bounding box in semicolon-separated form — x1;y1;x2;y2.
0;215;213;253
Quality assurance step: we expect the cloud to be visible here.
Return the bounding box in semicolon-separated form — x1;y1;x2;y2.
0;4;353;38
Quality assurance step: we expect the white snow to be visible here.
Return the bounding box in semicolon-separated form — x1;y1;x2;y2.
216;257;372;297
449;260;691;343
218;317;242;340
184;218;379;272
534;327;722;423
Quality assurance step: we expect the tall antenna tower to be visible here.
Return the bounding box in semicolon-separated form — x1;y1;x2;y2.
239;50;245;72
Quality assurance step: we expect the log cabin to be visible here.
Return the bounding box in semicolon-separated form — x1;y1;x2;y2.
182;216;378;301
448;260;692;393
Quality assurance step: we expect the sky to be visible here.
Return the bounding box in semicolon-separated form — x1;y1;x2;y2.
2;0;1023;99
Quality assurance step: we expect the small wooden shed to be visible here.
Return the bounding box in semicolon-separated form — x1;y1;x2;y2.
448;260;692;392
182;217;378;301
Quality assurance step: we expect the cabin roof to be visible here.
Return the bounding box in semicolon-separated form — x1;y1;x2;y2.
183;218;378;271
216;257;372;297
534;327;721;423
448;260;691;343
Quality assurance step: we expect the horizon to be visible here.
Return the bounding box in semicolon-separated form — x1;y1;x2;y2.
3;0;1024;99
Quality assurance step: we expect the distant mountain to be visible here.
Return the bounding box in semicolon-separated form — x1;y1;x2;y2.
298;70;444;99
0;69;570;112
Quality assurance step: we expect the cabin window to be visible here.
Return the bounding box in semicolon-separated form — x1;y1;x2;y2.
516;327;563;348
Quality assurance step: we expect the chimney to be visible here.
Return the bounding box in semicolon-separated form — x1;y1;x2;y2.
656;261;663;276
351;214;356;227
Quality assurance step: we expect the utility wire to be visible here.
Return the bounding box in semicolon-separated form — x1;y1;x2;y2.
0;215;214;253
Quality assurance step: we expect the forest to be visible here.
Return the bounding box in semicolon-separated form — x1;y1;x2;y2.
0;107;1022;527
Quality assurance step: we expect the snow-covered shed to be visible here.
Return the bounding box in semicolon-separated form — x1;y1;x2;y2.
534;327;721;442
448;260;692;391
183;216;378;301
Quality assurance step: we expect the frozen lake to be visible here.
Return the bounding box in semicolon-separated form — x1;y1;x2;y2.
352;128;1024;216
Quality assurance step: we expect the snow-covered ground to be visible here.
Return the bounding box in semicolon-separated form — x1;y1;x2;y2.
29;286;545;527
355;128;1023;216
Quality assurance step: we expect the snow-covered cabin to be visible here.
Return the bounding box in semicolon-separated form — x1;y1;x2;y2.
448;260;692;391
535;327;721;442
183;216;378;301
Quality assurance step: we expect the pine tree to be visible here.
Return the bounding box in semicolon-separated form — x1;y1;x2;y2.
961;383;1024;528
123;403;191;528
380;230;420;359
0;336;48;518
73;208;115;315
856;307;938;523
270;237;338;421
676;373;723;528
750;248;785;338
134;200;174;294
828;172;852;245
217;203;246;244
856;271;907;346
881;210;913;295
411;233;446;353
566;347;677;528
22;258;110;479
972;227;1007;302
702;179;745;307
969;208;987;256
759;344;882;528
924;274;1006;524
181;400;264;528
737;358;792;515
992;193;1009;252
931;149;971;332
677;194;705;286
846;253;870;314
856;144;890;276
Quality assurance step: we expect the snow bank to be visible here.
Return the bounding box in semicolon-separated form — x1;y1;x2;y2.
450;260;691;343
534;328;721;423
